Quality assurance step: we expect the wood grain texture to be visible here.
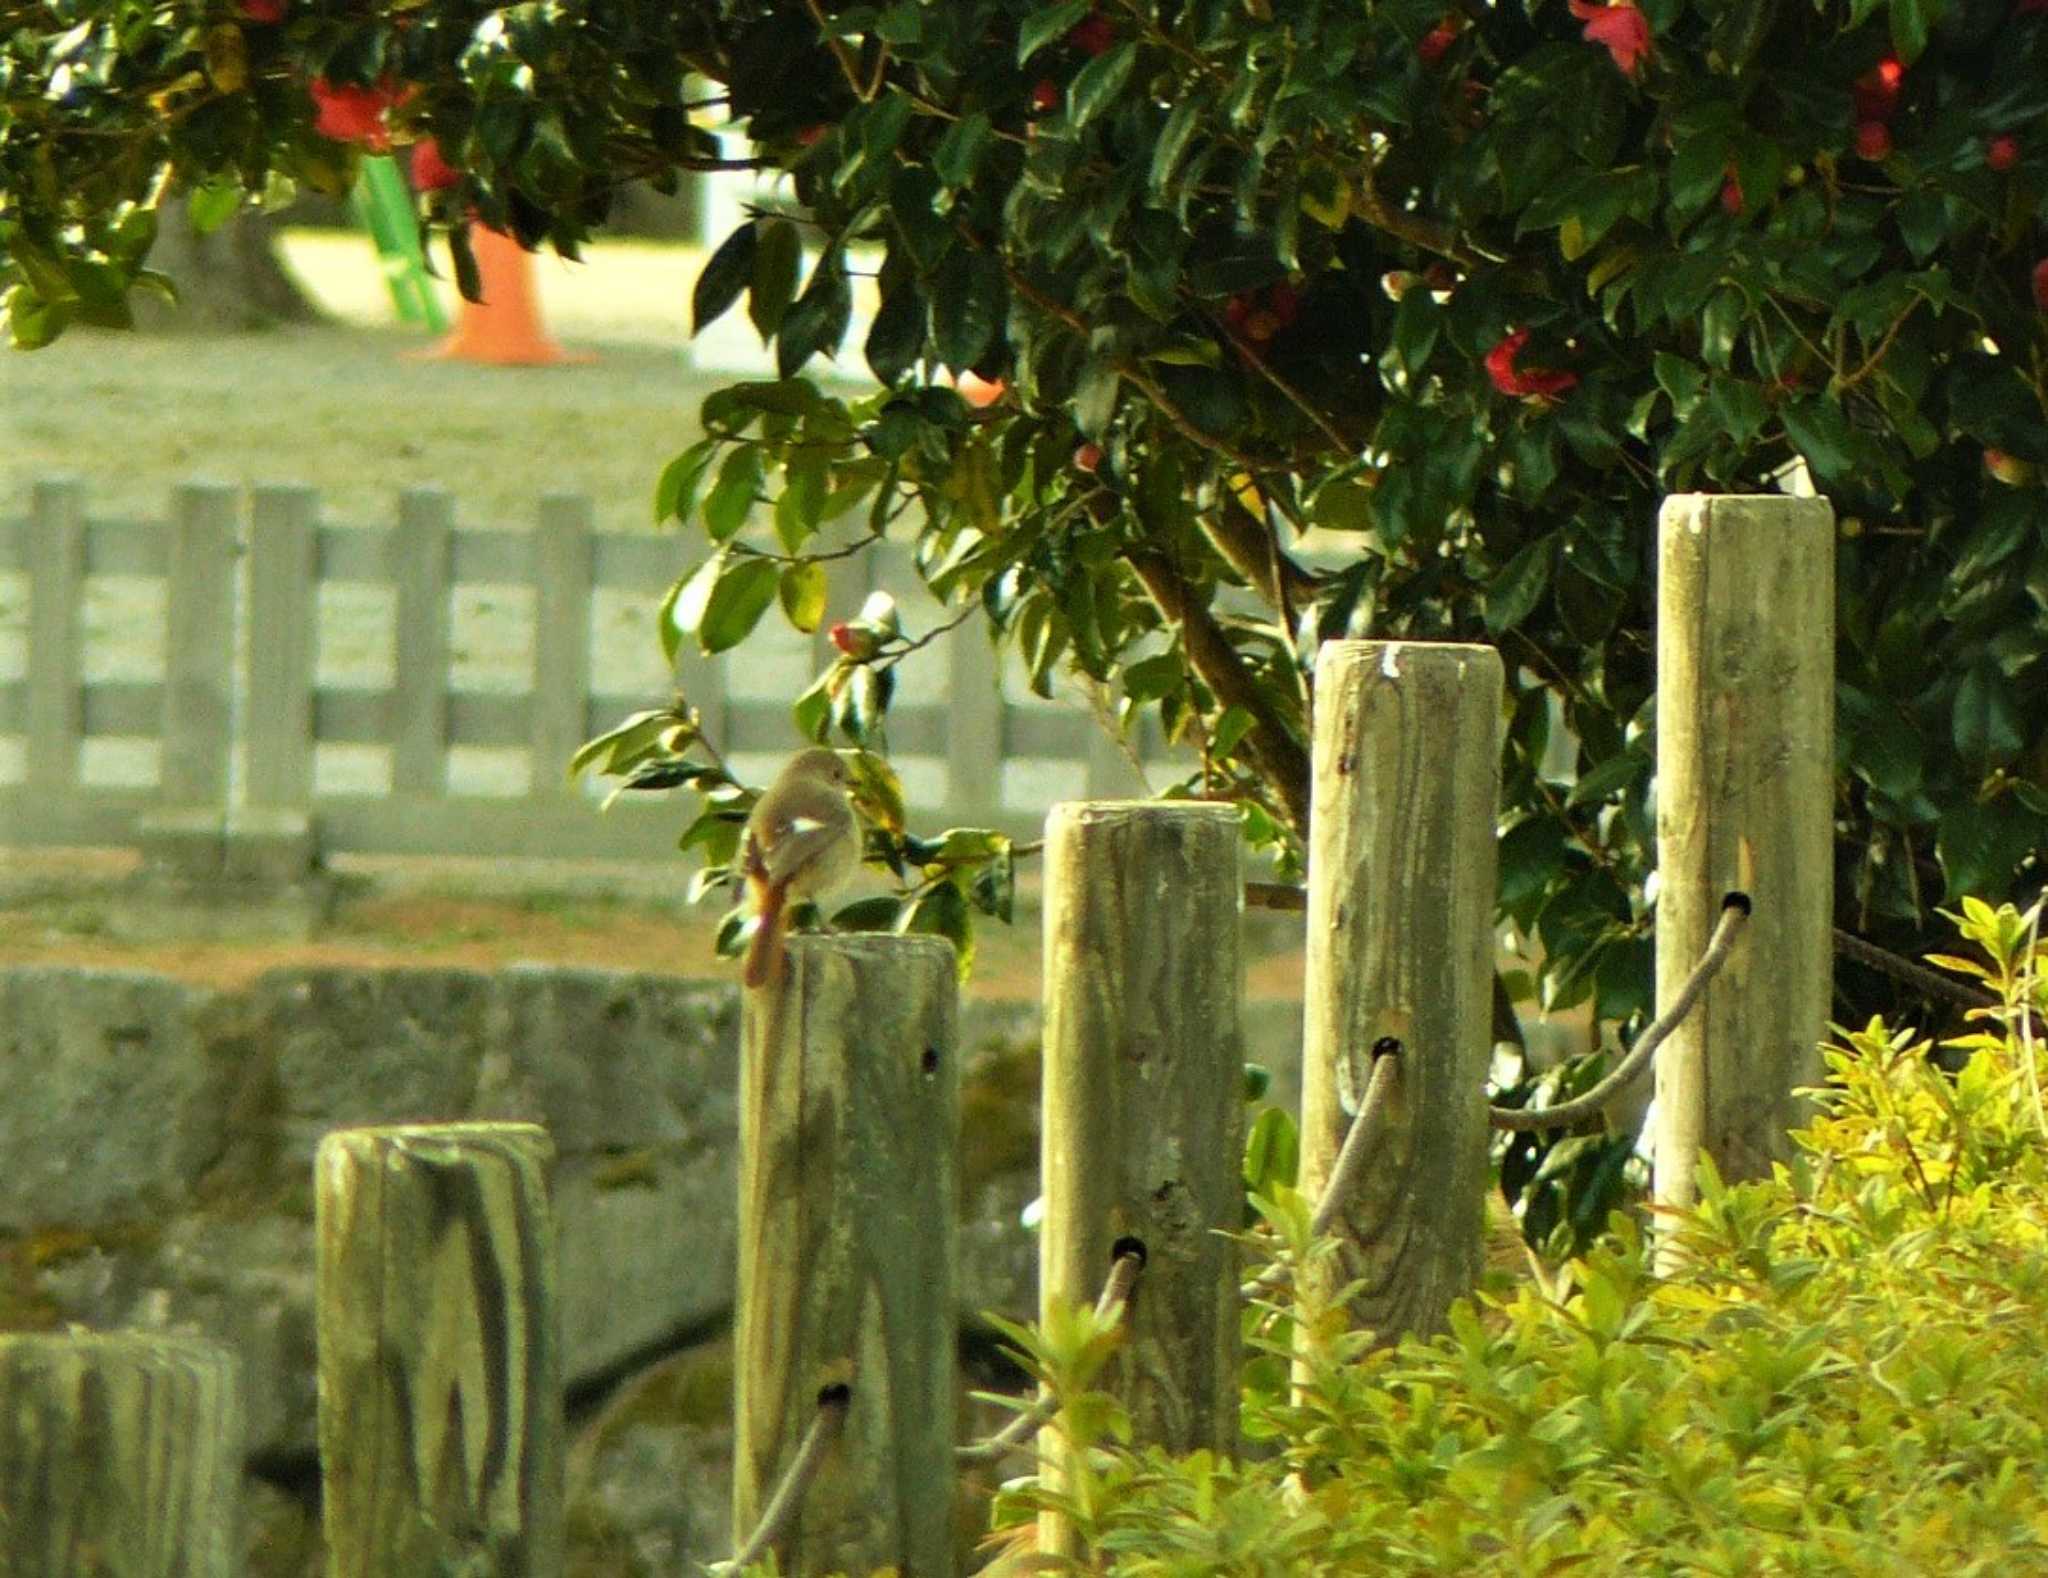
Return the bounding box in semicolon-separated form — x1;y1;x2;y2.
1653;494;1833;1223
1039;801;1244;1555
24;479;85;797
1299;642;1500;1342
316;1121;562;1578
246;485;318;810
0;1332;244;1577
735;933;959;1577
160;484;236;806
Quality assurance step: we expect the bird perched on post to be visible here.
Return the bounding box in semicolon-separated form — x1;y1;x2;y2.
740;747;861;989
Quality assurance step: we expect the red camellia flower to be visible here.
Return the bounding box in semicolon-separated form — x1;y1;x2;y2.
1720;172;1744;215
1853;57;1903;121
1485;329;1578;401
1067;12;1115;55
409;138;460;192
310;78;402;152
240;0;286;22
2032;258;2048;312
1030;78;1060;114
1855;120;1893;161
1567;0;1651;77
1987;134;2020;172
1417;19;1460;65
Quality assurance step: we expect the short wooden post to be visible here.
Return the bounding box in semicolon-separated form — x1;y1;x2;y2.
1653;494;1833;1229
1299;641;1500;1341
1039;802;1244;1556
24;478;85;796
0;1332;244;1577
388;488;453;795
316;1121;563;1577
530;494;593;795
247;484;319;811
735;934;959;1576
161;483;238;808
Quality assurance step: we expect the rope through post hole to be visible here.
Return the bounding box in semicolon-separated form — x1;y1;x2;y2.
1489;893;1752;1135
1241;1042;1401;1303
720;1382;850;1573
956;1246;1146;1466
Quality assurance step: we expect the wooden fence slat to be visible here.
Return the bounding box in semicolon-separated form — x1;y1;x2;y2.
735;934;959;1577
0;1332;244;1578
530;494;594;795
317;1121;563;1577
1652;494;1833;1236
25;479;85;796
388;489;453;795
160;483;238;808
247;485;318;809
1298;640;1501;1343
1038;800;1244;1558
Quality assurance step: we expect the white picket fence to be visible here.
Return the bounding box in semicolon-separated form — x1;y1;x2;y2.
0;479;1146;866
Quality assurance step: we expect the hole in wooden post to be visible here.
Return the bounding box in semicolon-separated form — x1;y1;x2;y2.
920;1046;940;1079
816;1381;852;1409
1721;890;1753;916
1110;1235;1148;1267
1371;1035;1402;1061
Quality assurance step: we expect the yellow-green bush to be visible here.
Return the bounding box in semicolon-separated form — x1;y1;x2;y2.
990;899;2048;1576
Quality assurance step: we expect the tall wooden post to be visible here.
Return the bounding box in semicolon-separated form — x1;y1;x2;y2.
0;1333;244;1578
1299;642;1500;1341
1653;494;1833;1230
1039;802;1244;1556
316;1121;563;1577
735;934;959;1577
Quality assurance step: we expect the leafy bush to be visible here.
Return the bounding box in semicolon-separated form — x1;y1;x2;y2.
977;899;2048;1574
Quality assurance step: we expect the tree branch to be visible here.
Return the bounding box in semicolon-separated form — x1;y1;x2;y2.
1126;547;1311;833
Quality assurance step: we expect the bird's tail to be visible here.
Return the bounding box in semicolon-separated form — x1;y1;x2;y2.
742;879;788;990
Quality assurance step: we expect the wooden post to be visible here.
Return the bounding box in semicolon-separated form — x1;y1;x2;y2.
1653;494;1833;1227
24;478;84;797
388;488;453;795
316;1121;563;1578
1299;641;1500;1341
0;1332;244;1578
530;493;594;796
247;484;319;811
734;934;958;1576
1039;802;1244;1556
161;483;238;808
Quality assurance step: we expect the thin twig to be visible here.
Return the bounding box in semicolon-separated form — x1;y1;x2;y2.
720;1383;851;1572
956;1249;1145;1465
1242;1042;1401;1302
1488;895;1751;1134
1832;925;2002;1017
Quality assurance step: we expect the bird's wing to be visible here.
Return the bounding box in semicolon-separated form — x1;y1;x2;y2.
757;802;856;885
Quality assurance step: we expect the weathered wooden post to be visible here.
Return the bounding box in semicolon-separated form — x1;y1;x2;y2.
316;1121;563;1577
1299;641;1501;1341
734;934;959;1576
1653;494;1833;1232
1039;802;1245;1557
0;1332;244;1577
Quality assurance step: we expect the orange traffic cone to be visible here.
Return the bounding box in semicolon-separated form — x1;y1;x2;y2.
408;223;593;366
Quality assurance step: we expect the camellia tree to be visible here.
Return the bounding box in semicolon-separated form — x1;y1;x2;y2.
6;0;2046;1240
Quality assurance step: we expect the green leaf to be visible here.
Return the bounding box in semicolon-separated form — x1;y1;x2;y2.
1667;129;1733;217
653;439;719;526
692;221;758;335
1211;704;1255;759
899;880;973;977
1151;98;1203;194
866;268;925;385
186;182;242;235
1781;396;1856;484
1952;661;2023;766
748;219;802;340
1936;798;2037;901
931;248;1004;370
1073;357;1121;438
449;224;482;304
1018;0;1091;64
774;449;829;552
1243;1106;1299;1196
699;556;781;653
1889;0;1938;64
1566;751;1645;808
1068;40;1138;129
1484;538;1556;634
660;556;718;663
1154;364;1245;437
702;446;762;541
935;111;992;188
778;561;828;632
777;255;853;377
1707;376;1767;448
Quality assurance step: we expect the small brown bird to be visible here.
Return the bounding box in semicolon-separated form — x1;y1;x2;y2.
739;747;861;989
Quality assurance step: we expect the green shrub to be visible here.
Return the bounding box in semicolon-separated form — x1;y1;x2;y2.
987;899;2048;1575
